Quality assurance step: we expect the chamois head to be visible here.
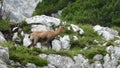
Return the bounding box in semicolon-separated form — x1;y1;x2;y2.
58;21;66;33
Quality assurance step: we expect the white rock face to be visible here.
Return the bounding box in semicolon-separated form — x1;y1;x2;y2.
93;25;118;41
52;39;61;51
0;46;9;63
26;15;60;27
23;34;32;47
70;24;84;35
2;0;41;22
0;32;6;42
60;35;71;50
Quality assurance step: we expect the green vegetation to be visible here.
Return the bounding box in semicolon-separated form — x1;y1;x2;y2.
21;21;31;33
61;0;120;26
0;42;48;67
0;19;14;31
33;0;76;15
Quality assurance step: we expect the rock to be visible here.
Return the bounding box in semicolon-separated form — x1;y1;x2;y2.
52;39;61;51
26;63;37;68
0;46;9;63
93;54;103;61
42;64;56;68
117;65;120;68
106;46;114;53
36;42;42;48
93;25;118;41
51;10;62;18
2;0;41;22
103;54;118;68
70;24;84;35
93;25;103;31
0;32;6;42
0;60;8;68
23;34;32;47
60;35;71;50
39;54;47;59
31;25;48;32
72;54;90;68
114;40;120;46
47;54;74;68
26;15;60;27
93;61;102;68
73;36;78;41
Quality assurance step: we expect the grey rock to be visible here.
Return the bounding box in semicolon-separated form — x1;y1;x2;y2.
26;63;37;68
70;24;84;35
0;32;6;42
2;0;41;22
93;54;103;61
47;54;74;68
0;60;8;68
31;25;48;32
72;54;90;68
39;54;47;59
23;34;32;47
60;35;71;50
114;40;120;46
73;36;78;41
93;25;118;41
41;64;56;68
51;10;62;18
0;46;9;63
52;39;61;51
26;15;60;27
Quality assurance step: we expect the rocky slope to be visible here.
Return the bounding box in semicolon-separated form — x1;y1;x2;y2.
0;0;120;68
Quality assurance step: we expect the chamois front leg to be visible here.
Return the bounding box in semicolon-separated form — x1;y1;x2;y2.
28;37;38;48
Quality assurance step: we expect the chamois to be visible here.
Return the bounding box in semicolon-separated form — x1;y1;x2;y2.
28;24;64;48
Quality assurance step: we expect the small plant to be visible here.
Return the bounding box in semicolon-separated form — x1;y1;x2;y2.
21;20;31;33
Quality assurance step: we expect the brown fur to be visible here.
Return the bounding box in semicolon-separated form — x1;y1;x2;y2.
28;26;64;48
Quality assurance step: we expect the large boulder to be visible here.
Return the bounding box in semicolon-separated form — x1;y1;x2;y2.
26;15;60;27
93;25;118;41
2;0;41;22
0;32;6;42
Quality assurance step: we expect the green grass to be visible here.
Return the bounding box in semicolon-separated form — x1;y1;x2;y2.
0;42;48;67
